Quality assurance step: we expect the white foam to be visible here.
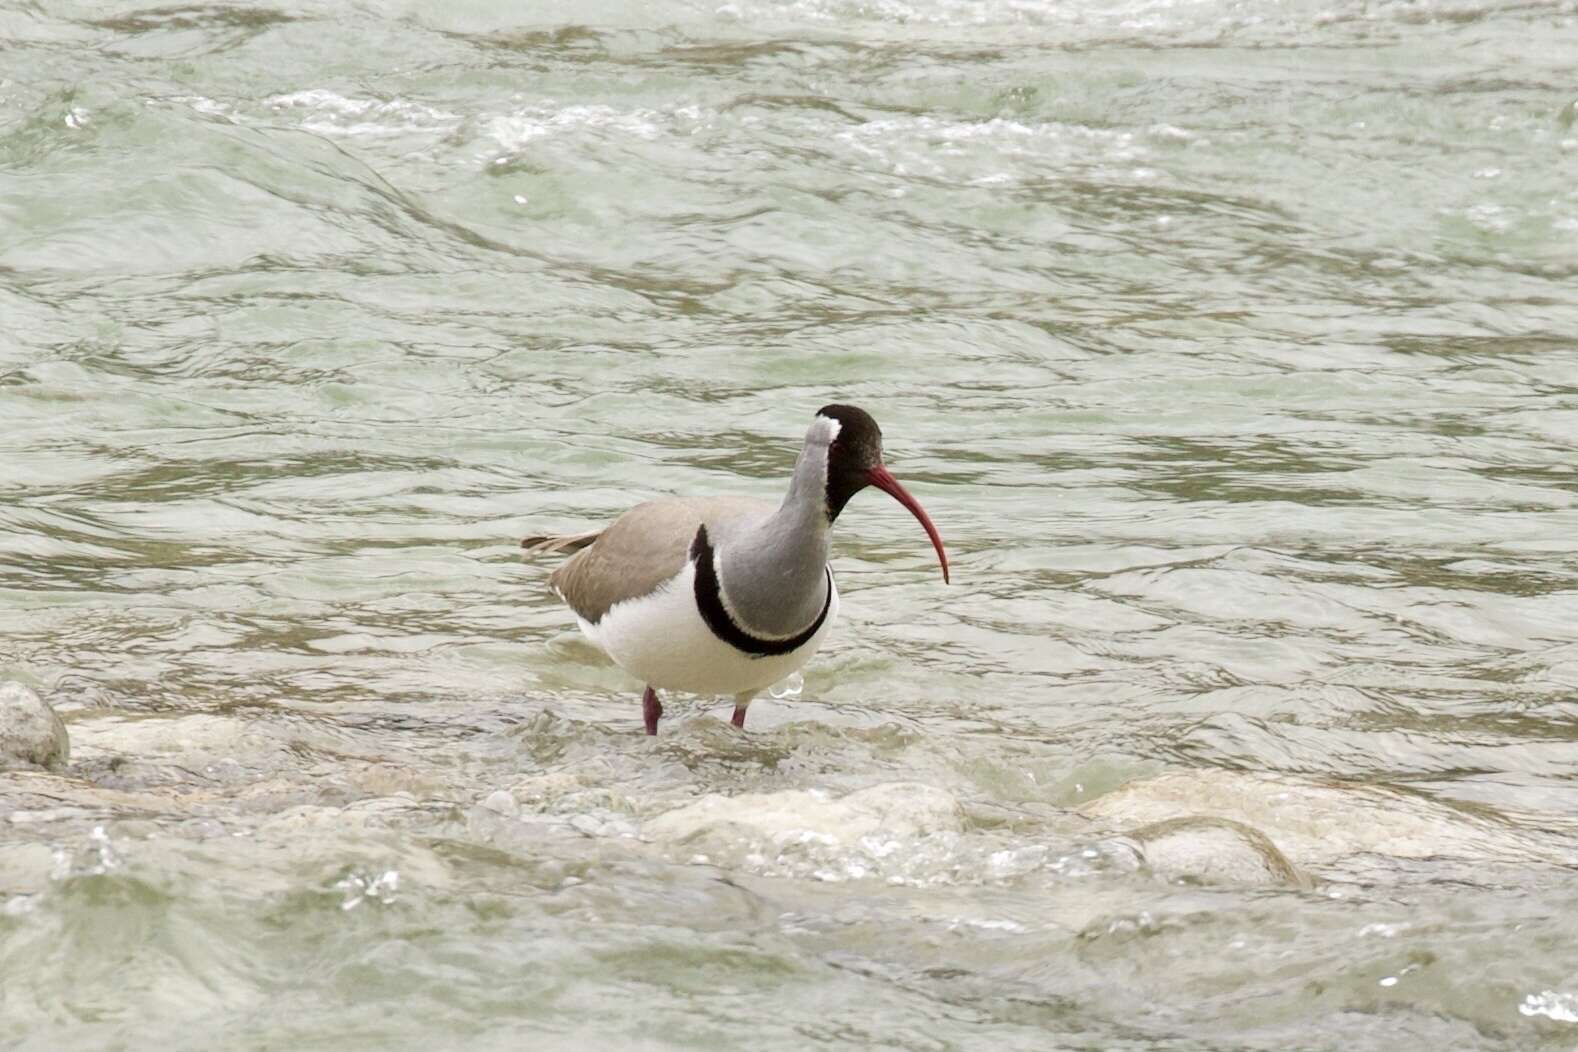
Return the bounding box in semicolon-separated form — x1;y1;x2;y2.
169;95;235;120
50;825;122;881
335;868;400;911
833;115;1147;181
1359;922;1407;938
1521;990;1578;1023
264;89;459;138
720;0;1209;27
948;916;1030;934
485;104;664;153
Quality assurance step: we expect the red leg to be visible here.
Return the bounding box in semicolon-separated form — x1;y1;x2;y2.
730;705;747;728
642;685;662;736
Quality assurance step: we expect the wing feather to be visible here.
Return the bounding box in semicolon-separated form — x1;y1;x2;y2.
547;497;772;624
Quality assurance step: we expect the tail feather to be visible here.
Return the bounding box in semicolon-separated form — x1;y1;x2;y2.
520;530;601;557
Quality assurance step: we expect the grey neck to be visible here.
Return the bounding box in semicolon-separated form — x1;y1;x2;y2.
714;420;834;638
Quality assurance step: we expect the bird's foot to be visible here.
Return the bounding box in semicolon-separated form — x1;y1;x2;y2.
642;686;662;736
729;692;756;730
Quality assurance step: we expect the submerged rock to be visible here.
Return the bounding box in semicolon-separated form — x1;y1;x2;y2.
643;782;967;884
0;683;69;771
1114;815;1309;888
645;781;964;844
1083;768;1576;870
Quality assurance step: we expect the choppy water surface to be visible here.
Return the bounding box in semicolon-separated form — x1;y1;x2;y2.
4;0;1578;1047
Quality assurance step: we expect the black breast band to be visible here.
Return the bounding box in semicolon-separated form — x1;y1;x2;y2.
690;525;833;657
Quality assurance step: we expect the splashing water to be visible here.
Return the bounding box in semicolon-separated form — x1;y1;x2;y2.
769;672;804;701
335;870;400;911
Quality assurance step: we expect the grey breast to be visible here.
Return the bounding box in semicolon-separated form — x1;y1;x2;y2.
549;496;775;624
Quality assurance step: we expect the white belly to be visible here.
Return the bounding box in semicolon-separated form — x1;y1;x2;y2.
575;563;839;697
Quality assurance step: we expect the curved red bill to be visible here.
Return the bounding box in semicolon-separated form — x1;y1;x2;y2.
866;465;950;584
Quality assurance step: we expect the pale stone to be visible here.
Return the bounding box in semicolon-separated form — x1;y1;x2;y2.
1118;815;1309;888
1083;768;1573;867
0;683;68;771
644;781;964;844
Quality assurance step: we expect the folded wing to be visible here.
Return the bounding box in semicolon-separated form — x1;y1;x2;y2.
542;497;774;625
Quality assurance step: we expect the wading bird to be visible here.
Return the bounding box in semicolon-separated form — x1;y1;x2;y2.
522;405;949;734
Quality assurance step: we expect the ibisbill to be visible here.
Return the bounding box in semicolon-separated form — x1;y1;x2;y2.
522;404;950;735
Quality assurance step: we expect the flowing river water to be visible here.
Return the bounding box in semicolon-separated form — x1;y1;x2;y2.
4;1;1578;1048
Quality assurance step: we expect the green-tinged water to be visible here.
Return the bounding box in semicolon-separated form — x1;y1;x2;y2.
4;1;1578;1048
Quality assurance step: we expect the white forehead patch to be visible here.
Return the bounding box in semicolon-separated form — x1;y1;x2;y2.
809;414;842;445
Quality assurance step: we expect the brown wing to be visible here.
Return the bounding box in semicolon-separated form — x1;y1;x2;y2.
521;530;602;556
548;496;771;624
